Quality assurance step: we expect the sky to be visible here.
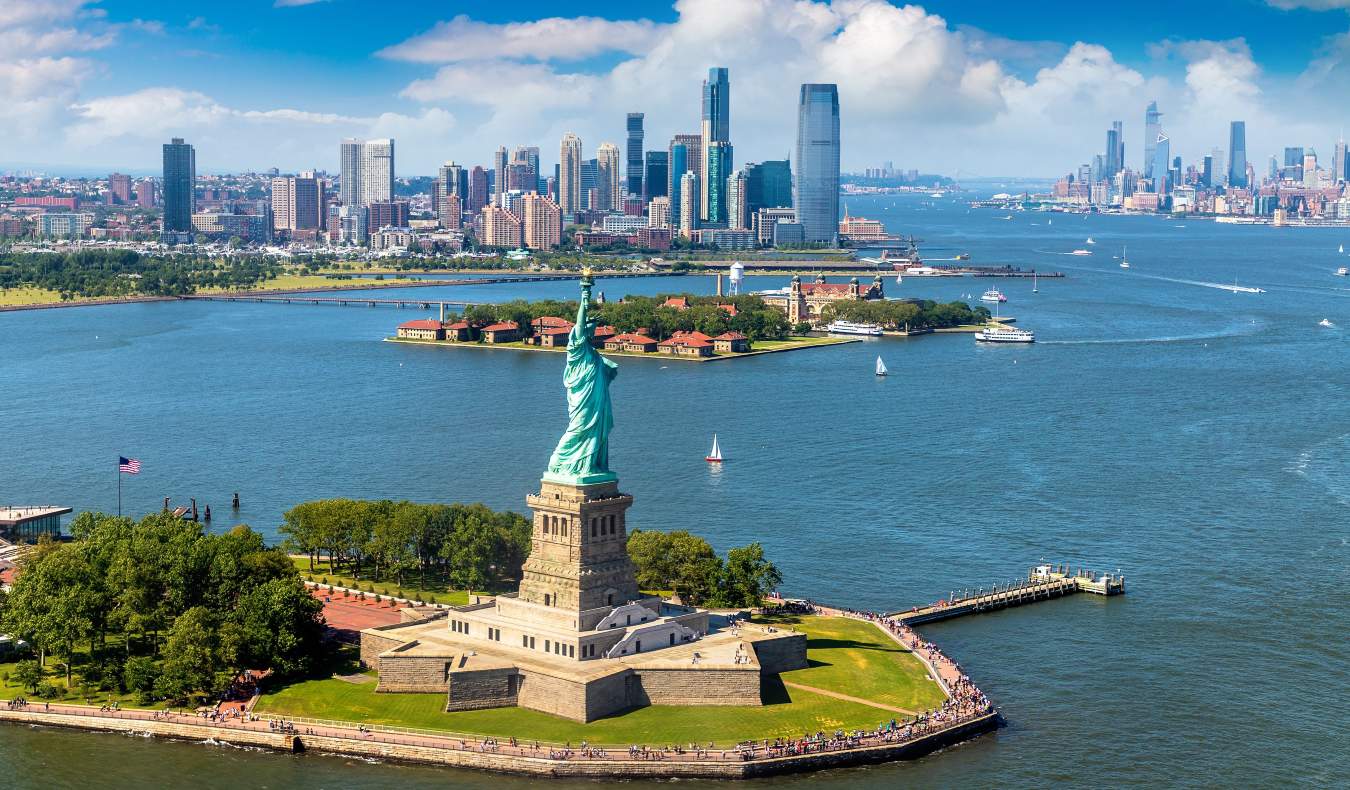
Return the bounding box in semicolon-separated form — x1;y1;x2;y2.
8;0;1350;177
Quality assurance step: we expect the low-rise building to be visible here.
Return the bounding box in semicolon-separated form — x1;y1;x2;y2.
713;331;751;353
396;319;445;340
482;320;523;343
605;333;659;353
659;335;714;357
445;321;476;341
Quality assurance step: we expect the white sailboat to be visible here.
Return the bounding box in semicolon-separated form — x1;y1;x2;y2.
1032;272;1039;293
1086;237;1096;245
895;273;903;286
705;434;723;463
1340;244;1344;253
875;356;888;377
1119;245;1130;269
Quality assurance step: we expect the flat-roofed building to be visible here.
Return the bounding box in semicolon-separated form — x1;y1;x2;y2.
0;506;71;542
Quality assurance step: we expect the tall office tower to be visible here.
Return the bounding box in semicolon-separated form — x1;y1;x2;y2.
512;146;540;176
679;171;699;238
794;83;840;245
1268;155;1279;183
162;137;196;233
521;193;562;250
437;162;466;225
135;178;156;208
270;174;321;231
1335;138;1348;183
559;133;583;217
581;158;599;209
647;196;671;229
108;173;132;204
1091;155;1105;185
1304;150;1319;188
701;67;730;221
668;137;697;226
704;141;733;224
596;142;622;211
1111;120;1125;176
1201;155;1214;187
339;138;395;208
1152;133;1171;193
441;194;462;230
1105;127;1120;178
1227;121;1248;188
469;166;489;213
643;151;668;203
1143;101;1162;179
744;160;793;216
506;162;537;193
726;169;748;230
626;113;645;198
494;146;507;205
1212;148;1226;187
1284;146;1305;181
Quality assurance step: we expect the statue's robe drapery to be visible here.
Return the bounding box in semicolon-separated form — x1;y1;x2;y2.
546;285;618;484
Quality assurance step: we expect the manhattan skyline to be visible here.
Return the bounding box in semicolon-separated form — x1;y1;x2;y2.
9;1;1350;176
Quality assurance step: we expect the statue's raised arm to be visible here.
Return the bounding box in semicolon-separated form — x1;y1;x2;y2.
544;269;619;486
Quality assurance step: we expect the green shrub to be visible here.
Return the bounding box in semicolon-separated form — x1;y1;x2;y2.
35;681;62;699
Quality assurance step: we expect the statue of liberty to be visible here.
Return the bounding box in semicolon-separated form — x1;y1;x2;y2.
545;269;619;485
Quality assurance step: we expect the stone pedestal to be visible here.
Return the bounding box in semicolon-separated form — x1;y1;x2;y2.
518;479;641;614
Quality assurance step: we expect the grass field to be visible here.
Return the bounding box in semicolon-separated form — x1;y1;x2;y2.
0;287;145;307
253;615;942;745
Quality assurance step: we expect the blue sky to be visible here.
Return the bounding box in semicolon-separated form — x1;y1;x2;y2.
7;1;1350;176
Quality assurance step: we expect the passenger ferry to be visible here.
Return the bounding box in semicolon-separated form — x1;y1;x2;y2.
825;320;884;336
974;326;1035;343
979;289;1008;303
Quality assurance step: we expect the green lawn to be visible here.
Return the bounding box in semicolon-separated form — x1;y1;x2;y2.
292;557;475;606
253;615;942;745
764;615;946;712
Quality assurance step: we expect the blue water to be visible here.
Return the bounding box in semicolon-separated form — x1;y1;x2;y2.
3;194;1348;787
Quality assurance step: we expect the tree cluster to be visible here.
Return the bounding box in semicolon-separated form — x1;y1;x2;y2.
821;297;990;330
0;249;284;299
626;530;782;608
281;500;531;593
461;293;792;342
0;512;323;704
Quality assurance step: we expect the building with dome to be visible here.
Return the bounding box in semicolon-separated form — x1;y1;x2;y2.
758;274;886;324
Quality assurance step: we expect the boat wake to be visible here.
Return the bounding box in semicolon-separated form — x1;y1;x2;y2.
1040;322;1264;346
1287;433;1350;507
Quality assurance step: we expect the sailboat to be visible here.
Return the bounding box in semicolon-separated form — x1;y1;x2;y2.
1119;245;1130;269
875;356;888;377
1340;244;1344;254
705;434;723;463
1086;237;1096;245
1032;272;1039;293
895;273;903;286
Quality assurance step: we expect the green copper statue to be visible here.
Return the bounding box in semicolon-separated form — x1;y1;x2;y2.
545;269;618;485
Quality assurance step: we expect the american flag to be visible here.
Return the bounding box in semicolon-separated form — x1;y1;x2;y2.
118;456;141;474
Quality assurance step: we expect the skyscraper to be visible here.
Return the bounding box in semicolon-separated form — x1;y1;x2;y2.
108;173;132;204
339;138;394;208
1152;133;1171;193
559;133;583;218
437;162;467;225
701;67;730;221
679;171;699;239
1227;121;1248;188
162;137;195;233
726;169;748;230
271;173;322;232
626;113;644;199
521;193;562;250
596;142;622;212
744;160;793;215
704;141;732;225
1304;149;1318;188
581;158;599;210
492;146;508;204
1105;122;1122;178
794;84;840;245
1143;102;1162;179
643;151;668;204
1201;155;1214;187
1335;138;1348;183
468;166;489;214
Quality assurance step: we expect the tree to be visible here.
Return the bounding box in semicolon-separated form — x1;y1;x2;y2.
123;655;157;696
717;543;783;608
156;606;222;703
13;660;43;694
626;530;722;605
228;576;324;677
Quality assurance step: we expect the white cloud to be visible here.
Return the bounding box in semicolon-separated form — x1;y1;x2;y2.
1265;0;1350;9
380;15;666;63
274;0;329;7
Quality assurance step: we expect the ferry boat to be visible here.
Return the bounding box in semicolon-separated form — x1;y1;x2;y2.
980;289;1008;303
1070;249;1092;256
975;326;1035;343
1319;318;1335;328
825;320;884;336
1337;267;1348;276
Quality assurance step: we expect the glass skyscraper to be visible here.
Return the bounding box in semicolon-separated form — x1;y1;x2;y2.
794;84;840;245
744;160;792;216
704;141;732;225
668;140;690;229
162;137;195;233
1143;101;1162;179
1228;121;1248;188
626;113;644;199
701;67;730;222
643;151;668;203
1152;134;1170;193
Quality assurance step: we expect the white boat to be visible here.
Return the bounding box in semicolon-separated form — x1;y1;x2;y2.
825;320;884;336
1216;281;1265;294
1070;249;1091;256
1032;272;1039;293
895;273;903;286
999;215;1014;220
1119;245;1130;268
705;434;723;463
1337;267;1348;276
1047;219;1053;225
975;326;1035;343
1086;237;1096;245
1340;244;1344;253
980;289;1008;303
875;356;888;376
1319;318;1335;328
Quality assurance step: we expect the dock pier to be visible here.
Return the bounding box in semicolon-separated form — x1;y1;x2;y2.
886;563;1125;625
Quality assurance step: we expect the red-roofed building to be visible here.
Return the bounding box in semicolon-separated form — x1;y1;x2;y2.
716;303;739;317
667;330;713;344
532;316;573;331
661;296;690;310
482;320;523;343
532;326;571;347
605;333;659;353
760;274;885;324
445;321;476;342
713;331;751;353
397;319;444;340
658;336;714;357
592;325;617;347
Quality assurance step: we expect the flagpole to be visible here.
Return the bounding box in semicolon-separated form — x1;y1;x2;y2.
118;459;122;517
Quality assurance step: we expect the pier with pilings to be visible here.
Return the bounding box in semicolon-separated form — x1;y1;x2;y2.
886;563;1125;625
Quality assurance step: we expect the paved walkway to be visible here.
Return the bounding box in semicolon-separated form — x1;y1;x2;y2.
782;681;918;715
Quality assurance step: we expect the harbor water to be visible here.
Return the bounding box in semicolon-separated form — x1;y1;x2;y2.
3;194;1348;787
